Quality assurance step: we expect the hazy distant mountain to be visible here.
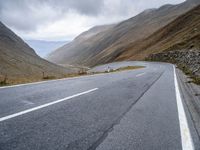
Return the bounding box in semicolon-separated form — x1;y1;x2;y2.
47;24;115;66
47;0;199;67
0;22;75;84
26;40;67;57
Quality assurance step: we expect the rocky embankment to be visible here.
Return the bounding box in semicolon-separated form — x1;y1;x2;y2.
147;49;200;84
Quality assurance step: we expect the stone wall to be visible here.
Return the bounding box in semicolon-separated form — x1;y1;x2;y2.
147;49;200;76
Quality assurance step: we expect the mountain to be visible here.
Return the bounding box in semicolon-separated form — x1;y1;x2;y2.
26;40;67;58
47;24;114;66
0;22;75;84
116;4;200;61
144;4;200;77
47;0;199;67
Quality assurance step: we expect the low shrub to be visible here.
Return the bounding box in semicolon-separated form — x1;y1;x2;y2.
0;75;8;86
43;76;56;80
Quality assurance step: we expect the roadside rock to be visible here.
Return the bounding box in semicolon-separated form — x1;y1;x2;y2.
147;49;200;76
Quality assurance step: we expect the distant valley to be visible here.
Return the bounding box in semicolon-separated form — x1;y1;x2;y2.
26;40;68;58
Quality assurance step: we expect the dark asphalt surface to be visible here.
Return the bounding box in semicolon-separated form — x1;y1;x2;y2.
0;61;197;150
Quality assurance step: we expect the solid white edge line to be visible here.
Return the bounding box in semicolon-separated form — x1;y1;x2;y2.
0;88;98;122
0;74;100;89
0;66;146;90
173;66;194;150
1;69;125;89
0;69;127;90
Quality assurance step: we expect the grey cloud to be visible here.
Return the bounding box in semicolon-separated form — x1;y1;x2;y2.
0;0;185;40
0;0;104;31
47;0;104;15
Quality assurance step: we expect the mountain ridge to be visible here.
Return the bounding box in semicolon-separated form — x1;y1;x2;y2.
116;4;200;61
47;0;199;67
0;22;76;84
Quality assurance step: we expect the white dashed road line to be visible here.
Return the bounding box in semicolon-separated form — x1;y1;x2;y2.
0;88;98;122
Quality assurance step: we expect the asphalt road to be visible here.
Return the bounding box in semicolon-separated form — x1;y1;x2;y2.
0;61;198;150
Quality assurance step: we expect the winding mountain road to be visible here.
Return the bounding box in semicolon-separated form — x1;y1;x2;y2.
0;61;199;150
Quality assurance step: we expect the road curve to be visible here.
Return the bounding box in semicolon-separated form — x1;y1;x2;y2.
0;61;199;150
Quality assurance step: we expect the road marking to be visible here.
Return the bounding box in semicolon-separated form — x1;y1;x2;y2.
173;66;194;150
0;76;93;89
0;72;110;89
0;88;98;122
136;73;145;77
0;65;146;90
22;100;34;105
0;68;129;89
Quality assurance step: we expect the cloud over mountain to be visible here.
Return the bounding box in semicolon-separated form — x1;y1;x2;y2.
0;0;185;40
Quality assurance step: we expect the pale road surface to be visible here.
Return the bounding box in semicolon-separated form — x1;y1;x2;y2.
0;61;199;150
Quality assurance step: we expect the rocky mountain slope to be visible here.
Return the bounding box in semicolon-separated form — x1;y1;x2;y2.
0;22;75;84
47;0;199;67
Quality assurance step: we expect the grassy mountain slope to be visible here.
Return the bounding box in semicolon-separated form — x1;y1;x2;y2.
142;5;200;83
0;22;75;84
115;4;200;61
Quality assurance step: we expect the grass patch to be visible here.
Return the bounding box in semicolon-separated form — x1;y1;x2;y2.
192;76;200;85
0;75;8;86
90;66;145;74
170;64;199;85
113;66;144;72
0;80;8;86
177;65;200;85
43;76;56;80
0;66;144;87
179;65;193;76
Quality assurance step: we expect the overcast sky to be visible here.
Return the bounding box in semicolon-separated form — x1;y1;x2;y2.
0;0;185;41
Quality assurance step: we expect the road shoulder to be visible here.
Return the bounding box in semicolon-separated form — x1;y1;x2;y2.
176;68;200;149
